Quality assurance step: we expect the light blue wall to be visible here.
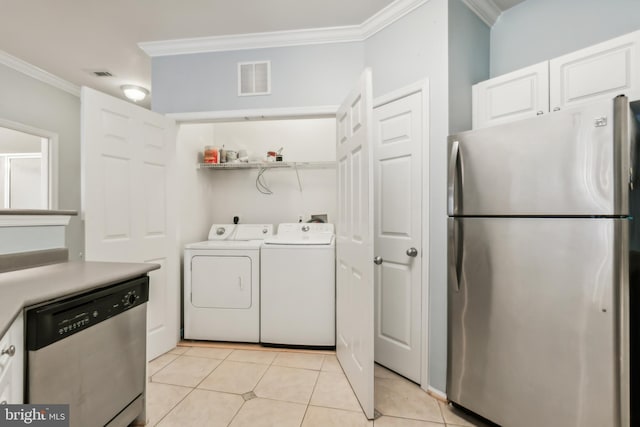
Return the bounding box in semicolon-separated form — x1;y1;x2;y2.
152;43;365;113
449;0;490;134
0;226;66;255
0;64;83;259
491;0;640;76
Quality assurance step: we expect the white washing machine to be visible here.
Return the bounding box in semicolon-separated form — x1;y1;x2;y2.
184;223;273;342
260;223;336;346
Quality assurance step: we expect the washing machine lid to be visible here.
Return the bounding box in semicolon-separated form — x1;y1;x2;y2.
276;223;334;236
264;233;334;245
266;223;334;245
185;240;264;250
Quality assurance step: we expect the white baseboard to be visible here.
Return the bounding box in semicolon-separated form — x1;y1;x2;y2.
427;386;447;402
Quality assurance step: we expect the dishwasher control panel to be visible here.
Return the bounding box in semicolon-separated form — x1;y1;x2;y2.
26;276;149;350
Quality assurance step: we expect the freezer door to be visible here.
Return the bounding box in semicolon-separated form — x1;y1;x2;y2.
447;217;626;427
447;96;631;216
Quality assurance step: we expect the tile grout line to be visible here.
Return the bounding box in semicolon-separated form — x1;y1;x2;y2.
152;385;197;426
224;347;283;426
437;397;448;425
151;347;228;426
298;354;325;426
190;347;234;390
153;348;231;424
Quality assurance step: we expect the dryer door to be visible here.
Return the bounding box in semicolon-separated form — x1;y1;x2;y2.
191;255;252;309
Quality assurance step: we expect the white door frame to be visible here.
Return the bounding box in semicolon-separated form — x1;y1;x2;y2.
373;79;430;391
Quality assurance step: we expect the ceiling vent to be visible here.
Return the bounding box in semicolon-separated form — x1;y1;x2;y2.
238;61;271;96
92;71;113;77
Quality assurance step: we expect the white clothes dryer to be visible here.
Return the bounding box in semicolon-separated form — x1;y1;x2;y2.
260;223;335;347
184;223;273;342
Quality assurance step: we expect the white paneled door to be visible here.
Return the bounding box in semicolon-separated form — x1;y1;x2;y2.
81;87;179;361
336;69;375;419
373;89;423;383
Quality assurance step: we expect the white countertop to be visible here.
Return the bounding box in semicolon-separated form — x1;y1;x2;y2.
0;261;159;337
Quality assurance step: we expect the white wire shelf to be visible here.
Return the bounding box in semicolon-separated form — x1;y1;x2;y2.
197;161;336;170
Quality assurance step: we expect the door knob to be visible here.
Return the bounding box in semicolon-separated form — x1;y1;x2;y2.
374;256;383;265
1;345;15;357
406;247;418;257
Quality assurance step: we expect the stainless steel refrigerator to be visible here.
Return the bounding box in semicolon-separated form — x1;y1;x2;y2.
447;95;640;427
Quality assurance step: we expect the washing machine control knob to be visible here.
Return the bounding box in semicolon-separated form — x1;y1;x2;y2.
301;225;310;232
216;227;226;235
262;228;268;234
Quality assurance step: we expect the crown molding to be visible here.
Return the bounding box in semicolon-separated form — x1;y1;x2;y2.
139;26;362;57
0;50;80;97
139;0;429;57
461;0;502;27
360;0;430;39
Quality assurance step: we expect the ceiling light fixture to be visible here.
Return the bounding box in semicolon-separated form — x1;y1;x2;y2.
121;85;149;102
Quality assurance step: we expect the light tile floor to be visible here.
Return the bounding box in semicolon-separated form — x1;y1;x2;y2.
145;343;489;427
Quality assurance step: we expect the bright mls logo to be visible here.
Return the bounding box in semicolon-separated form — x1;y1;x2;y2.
0;405;69;427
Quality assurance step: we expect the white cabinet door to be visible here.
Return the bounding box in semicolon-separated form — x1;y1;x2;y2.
550;31;640;111
0;311;24;404
472;62;549;129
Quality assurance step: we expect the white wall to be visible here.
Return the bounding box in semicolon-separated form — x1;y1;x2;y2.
177;123;217;248
178;118;337;243
491;0;640;76
0;63;83;259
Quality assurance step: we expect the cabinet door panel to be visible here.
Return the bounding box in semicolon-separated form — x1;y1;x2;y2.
472;62;549;129
0;312;23;404
550;31;640;111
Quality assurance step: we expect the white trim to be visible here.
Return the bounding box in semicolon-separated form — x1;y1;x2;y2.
167;105;339;123
461;0;502;27
360;0;430;39
0;118;59;210
0;50;80;97
427;385;447;401
139;26;362;56
139;0;429;57
0;215;72;227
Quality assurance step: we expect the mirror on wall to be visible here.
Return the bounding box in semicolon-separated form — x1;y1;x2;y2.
0;121;56;210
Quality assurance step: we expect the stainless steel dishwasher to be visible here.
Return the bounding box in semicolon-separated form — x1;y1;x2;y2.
26;276;149;427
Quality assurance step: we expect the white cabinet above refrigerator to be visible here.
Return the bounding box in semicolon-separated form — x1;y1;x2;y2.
473;30;640;129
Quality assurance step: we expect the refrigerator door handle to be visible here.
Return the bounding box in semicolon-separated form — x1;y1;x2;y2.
448;219;463;292
448;140;460;215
